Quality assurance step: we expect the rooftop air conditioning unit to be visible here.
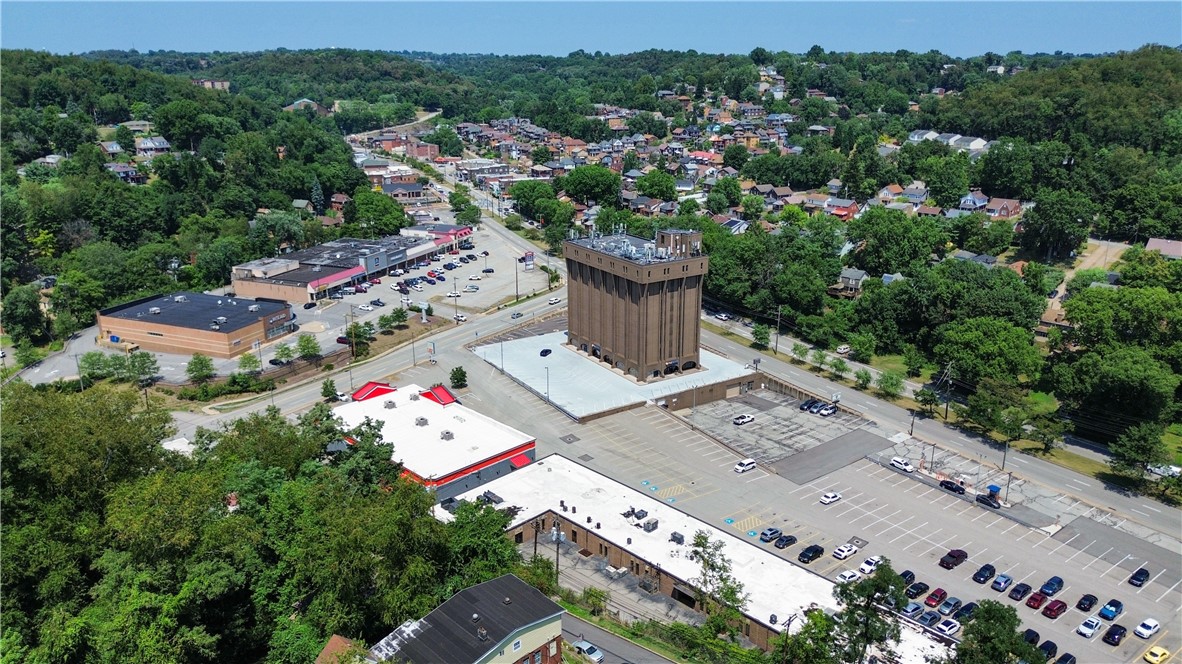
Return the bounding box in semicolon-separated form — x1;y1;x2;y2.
409;393;420;401
383;400;396;409
414;417;428;426
216;316;228;324
148;307;161;314
210;323;220;330
440;430;454;441
175;295;187;302
247;304;260;312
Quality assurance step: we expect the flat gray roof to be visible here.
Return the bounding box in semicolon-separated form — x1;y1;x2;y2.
100;292;289;333
567;232;703;266
471;331;751;419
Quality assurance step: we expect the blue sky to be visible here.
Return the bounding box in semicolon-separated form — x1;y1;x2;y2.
2;2;1178;58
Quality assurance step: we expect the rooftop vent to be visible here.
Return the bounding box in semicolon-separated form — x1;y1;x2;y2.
440;430;454;441
471;613;480;623
409;392;420;401
247;304;260;312
476;626;488;641
148;307;161;314
502;596;512;606
174;295;188;302
414;417;428;427
384;400;396;409
216;316;228;324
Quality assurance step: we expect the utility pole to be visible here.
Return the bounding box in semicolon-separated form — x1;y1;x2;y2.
554;519;562;584
532;519;540;558
774;305;782;354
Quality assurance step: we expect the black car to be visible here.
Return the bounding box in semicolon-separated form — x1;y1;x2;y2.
954;602;977;622
1048;289;1060;299
1129;568;1150;587
540;349;552;357
268;358;289;366
939;479;967;495
905;582;930;599
973;564;996;584
303;302;318;309
482;268;495;273
799;398;819;411
1076;594;1098;611
798;545;824;563
1023;629;1040;646
899;570;916;586
939;549;969;569
976;494;1002;509
1038;641;1058;661
1102;624;1127;646
1009;583;1032;601
1054;654;1077;664
465;254;477;261
774;535;797;549
370;299;385;307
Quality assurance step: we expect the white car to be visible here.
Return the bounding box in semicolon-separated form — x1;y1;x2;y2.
571;641;604;664
836;570;861;584
935;618;961;636
732;414;755;425
464;285;479;292
411;284;424;292
714;312;731;321
835;344;851;355
820;492;843;505
1077;616;1102;638
401;296;412;304
833;544;859;560
548;297;561;305
733;458;757;474
453;314;468;322
446;291;461;298
392;268;404;276
1135;618;1161;639
357;304;374;312
468;274;481;280
859;556;883;574
890;457;915;473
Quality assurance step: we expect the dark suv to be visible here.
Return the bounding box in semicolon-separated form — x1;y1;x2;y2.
972;564;996;584
1129;568;1150;587
939;549;968;569
798;545;824;563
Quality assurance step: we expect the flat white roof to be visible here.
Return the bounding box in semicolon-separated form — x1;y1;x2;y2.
438;455;949;663
333;383;534;481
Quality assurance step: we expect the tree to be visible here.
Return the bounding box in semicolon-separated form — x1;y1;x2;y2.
508;180;556;220
49;269;106;328
530;145;551;164
296;333;322;361
723;144;750;171
237;352;261;374
1021;189;1096;261
1029;413;1068;453
809;348;827;368
714;177;743;207
621;150;642;174
828;357;850;380
1;285;49;344
740;194;765;221
186;353;215;384
1109;423;1168;479
450;366;468;389
902;344;925;377
847;332;875;363
875;371;904;399
690;530;748;640
751;324;770;349
636;170;676;201
1051;345;1178;427
832;561;906;664
128;352;159;384
274;342;295;364
945;600;1041;664
933;318;1042;387
14;340;40;368
455;205;482;226
791;343;809;363
854;368;873;389
846;208;945;276
916;388;941;416
349;189;407;235
768;610;838;664
310;176;324;215
561;165;620;206
321;378;338;401
422;125;463;156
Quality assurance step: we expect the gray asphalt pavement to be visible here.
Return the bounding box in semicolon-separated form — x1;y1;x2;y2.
564;614;672;664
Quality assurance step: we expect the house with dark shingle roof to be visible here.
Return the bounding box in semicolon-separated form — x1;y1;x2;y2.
362;574;564;664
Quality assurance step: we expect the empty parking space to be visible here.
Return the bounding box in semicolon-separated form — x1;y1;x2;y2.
773;430;895;484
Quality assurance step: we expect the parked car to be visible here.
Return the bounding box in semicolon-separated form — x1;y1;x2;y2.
992;574;1013;592
1130;568;1151;587
369;299;385;307
733;458;757;473
446;291;461;298
833;544;859;560
973;564;996;583
917;611;941;627
358;304;374;311
819;492;843;505
1077;616;1103;637
303;301;318;309
369;278;381;284
808;400;827;414
939;549;968;569
818;404;838;416
1135;619;1161;639
774;534;797;549
436;274;446;281
336;336;350;344
836;570;861;584
1076;594;1098;612
733;414;755;425
1009;583;1032;601
976;494;1002;509
1023;629;1040;645
935;618;961;636
482;267;494;273
799;398;819;411
1099;599;1124;621
925;588;947;607
1027;592;1048;610
890;456;916;473
1144;647;1171;664
1040;576;1065;597
714;312;731;321
539;349;552;357
900;602;924;619
759;527;782;543
453;314;468;322
859;556;883;574
954;602;978;622
899;570;916;586
938;597;962;616
268;358;289;366
425;278;437;285
798;545;824;563
1103;624;1128;646
1042;600;1068;619
905;582;930;599
1039;640;1059;661
940;479;967;494
571;640;604;664
468;274;481;281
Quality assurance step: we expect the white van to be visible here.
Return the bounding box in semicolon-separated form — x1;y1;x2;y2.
733;458;757;474
341;286;357;295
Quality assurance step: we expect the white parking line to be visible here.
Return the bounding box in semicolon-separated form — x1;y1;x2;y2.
746;474;769;483
855;508;902;529
1081;547;1113;570
1157;579;1182;602
915;488;935;499
1046;533;1079;556
890;521;930;544
1062;540;1096;564
1137;568;1169;594
1100;554;1133;579
875;515;914;538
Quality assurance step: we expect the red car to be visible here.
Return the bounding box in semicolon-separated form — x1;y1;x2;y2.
925;588;947;607
1026;592;1047;609
370;277;381;284
1041;599;1067;619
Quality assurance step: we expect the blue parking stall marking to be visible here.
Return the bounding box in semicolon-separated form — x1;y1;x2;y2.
667;498;676;503
649;486;659;491
747;530;758;537
641;480;650;486
725;518;735;524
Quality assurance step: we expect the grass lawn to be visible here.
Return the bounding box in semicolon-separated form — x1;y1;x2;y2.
557;600;690;663
1024;391;1059;415
869;354;934;383
1165;423;1182;466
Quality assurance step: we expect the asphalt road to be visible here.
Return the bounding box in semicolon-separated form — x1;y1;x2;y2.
564;614;672;664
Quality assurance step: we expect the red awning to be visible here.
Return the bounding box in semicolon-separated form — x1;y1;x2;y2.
509;454;532;469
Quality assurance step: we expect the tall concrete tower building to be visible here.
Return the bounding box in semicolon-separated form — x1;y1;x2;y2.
564;229;708;382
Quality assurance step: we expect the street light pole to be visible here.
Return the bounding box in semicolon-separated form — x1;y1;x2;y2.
545;366;550;404
774;305;782;354
909;409;916;436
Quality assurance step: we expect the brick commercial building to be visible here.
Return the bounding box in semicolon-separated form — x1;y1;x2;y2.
564;229;708;382
97;292;292;358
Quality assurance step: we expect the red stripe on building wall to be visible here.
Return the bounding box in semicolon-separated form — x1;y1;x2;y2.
404;441;536;488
